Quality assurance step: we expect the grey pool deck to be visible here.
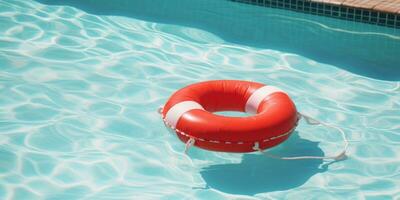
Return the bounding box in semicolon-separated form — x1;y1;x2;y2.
232;0;400;28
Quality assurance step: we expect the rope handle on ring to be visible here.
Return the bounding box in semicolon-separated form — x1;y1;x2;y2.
158;106;196;154
159;106;348;160
253;112;349;161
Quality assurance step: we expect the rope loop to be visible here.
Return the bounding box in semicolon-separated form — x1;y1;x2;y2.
256;112;349;161
252;142;260;151
158;105;348;160
184;138;195;154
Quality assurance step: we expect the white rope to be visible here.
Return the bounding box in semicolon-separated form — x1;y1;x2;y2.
184;138;195;154
159;105;348;160
253;112;349;161
159;106;195;154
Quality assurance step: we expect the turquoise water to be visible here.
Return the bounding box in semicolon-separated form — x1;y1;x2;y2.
0;0;399;199
36;0;400;81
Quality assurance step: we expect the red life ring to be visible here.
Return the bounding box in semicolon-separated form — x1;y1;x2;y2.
160;80;299;153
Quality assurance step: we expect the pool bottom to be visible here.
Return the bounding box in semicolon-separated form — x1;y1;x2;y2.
0;0;400;199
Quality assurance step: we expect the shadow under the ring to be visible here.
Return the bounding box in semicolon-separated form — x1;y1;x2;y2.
200;132;327;195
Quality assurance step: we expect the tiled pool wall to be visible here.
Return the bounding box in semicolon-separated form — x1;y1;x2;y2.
231;0;400;29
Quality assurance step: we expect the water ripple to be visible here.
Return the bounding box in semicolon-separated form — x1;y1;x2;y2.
0;0;399;199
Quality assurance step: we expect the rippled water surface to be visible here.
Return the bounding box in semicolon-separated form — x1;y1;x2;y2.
1;0;400;199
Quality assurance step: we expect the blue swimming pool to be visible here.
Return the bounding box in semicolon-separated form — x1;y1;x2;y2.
0;0;399;199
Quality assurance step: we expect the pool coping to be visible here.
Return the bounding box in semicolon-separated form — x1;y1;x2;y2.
231;0;400;29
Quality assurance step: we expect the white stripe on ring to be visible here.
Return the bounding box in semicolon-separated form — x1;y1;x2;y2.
165;101;204;128
245;85;286;114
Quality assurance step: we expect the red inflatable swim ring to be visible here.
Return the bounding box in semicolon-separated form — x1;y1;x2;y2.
160;80;299;153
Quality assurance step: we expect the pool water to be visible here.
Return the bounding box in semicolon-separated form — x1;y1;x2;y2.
0;0;399;199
